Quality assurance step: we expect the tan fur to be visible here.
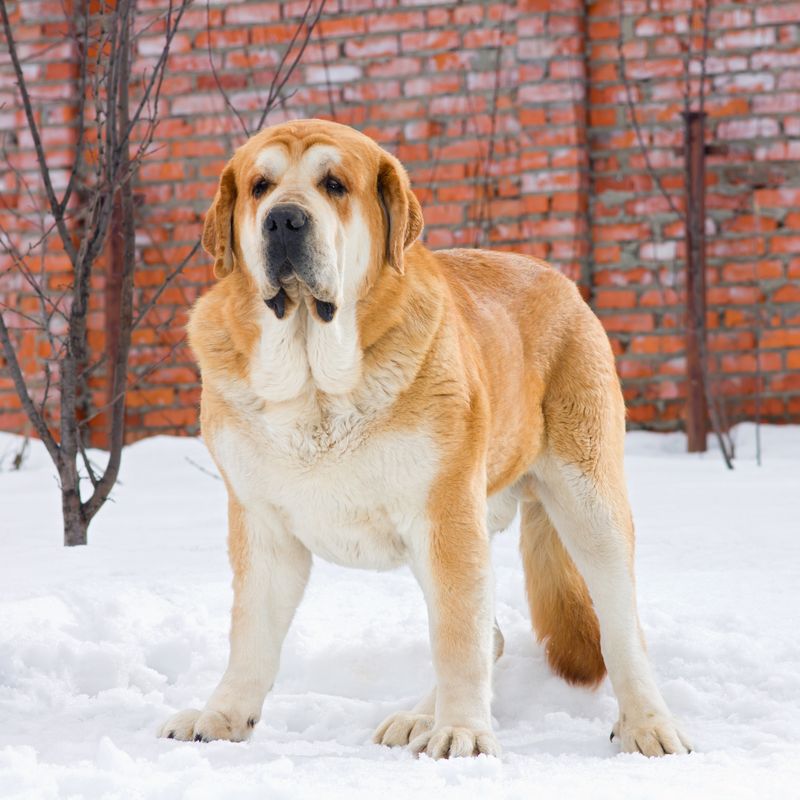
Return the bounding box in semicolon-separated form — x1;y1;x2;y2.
161;119;689;759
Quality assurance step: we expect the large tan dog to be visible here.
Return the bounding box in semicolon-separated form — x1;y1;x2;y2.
159;119;690;759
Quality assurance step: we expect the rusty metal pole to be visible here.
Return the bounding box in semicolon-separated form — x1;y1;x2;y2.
684;111;708;452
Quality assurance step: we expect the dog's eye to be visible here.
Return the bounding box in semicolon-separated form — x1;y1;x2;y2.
252;178;271;199
324;176;346;197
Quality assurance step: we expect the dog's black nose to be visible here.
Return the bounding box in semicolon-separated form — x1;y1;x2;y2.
266;204;307;233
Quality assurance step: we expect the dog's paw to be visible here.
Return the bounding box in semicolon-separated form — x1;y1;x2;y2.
611;713;691;757
373;711;434;748
408;725;500;759
159;708;257;743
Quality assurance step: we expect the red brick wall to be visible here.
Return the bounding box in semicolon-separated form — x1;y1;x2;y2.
1;0;799;444
588;0;800;426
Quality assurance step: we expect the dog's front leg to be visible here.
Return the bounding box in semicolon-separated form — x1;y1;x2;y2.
406;476;499;759
160;497;311;742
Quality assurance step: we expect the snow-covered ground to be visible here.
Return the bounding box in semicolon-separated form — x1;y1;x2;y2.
0;425;798;799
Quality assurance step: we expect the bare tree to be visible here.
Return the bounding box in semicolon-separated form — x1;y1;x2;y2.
0;0;330;545
0;0;192;545
618;0;736;468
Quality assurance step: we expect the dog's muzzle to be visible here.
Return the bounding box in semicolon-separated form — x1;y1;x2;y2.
263;203;336;323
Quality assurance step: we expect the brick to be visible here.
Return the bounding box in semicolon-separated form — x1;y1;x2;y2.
618;359;655;379
755;3;800;24
344;36;399;59
772;236;800;255
343;81;401;102
367;12;425;33
318;17;367;37
751;50;800;71
630;335;684;355
627;404;657;423
194;28;248;49
522;171;579;193
594;290;637;308
400;30;460;52
761;330;800;349
366;57;422;78
126;388;176;408
404;75;461;97
224;3;281;24
423;204;465;226
773;285;800;304
142;408;197;428
600;314;655;332
715;28;776;51
305;64;362;84
721;260;784;282
594;223;651;242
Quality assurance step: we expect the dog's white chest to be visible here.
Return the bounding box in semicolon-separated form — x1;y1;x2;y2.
212;405;437;570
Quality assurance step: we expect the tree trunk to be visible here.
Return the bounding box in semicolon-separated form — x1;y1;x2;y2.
683;110;708;453
62;485;87;546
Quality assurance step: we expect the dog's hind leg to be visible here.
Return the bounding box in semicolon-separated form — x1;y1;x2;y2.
532;452;690;756
528;328;690;756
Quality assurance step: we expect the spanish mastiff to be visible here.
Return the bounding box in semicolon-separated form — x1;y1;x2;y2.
159;119;690;759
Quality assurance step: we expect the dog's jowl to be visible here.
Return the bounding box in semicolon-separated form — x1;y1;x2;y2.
158;119;690;759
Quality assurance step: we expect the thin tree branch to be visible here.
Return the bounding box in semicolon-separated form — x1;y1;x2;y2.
316;19;337;121
0;309;61;464
0;0;78;264
77;424;99;488
131;240;200;330
617;2;684;220
205;0;249;137
185;456;222;481
77;334;187;430
60;0;90;214
256;0;326;132
125;0;191;149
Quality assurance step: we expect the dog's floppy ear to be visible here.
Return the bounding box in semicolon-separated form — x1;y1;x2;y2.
377;153;423;275
202;162;237;279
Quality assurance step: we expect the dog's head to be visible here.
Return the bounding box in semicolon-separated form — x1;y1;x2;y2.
202;119;423;323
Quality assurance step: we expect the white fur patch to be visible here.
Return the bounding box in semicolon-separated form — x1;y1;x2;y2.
238;203;270;293
255;145;289;178
213;419;438;571
304;202;371;394
249;308;311;403
299;144;342;179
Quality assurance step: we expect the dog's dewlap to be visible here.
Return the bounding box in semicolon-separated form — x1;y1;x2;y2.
265;288;287;319
315;300;336;322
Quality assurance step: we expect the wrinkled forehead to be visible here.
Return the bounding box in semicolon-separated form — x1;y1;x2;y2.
237;131;374;190
254;142;341;182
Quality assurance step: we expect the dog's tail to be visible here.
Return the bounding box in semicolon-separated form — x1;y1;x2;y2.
519;499;606;687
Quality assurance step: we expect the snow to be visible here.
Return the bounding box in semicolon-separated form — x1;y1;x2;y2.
1;424;799;799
